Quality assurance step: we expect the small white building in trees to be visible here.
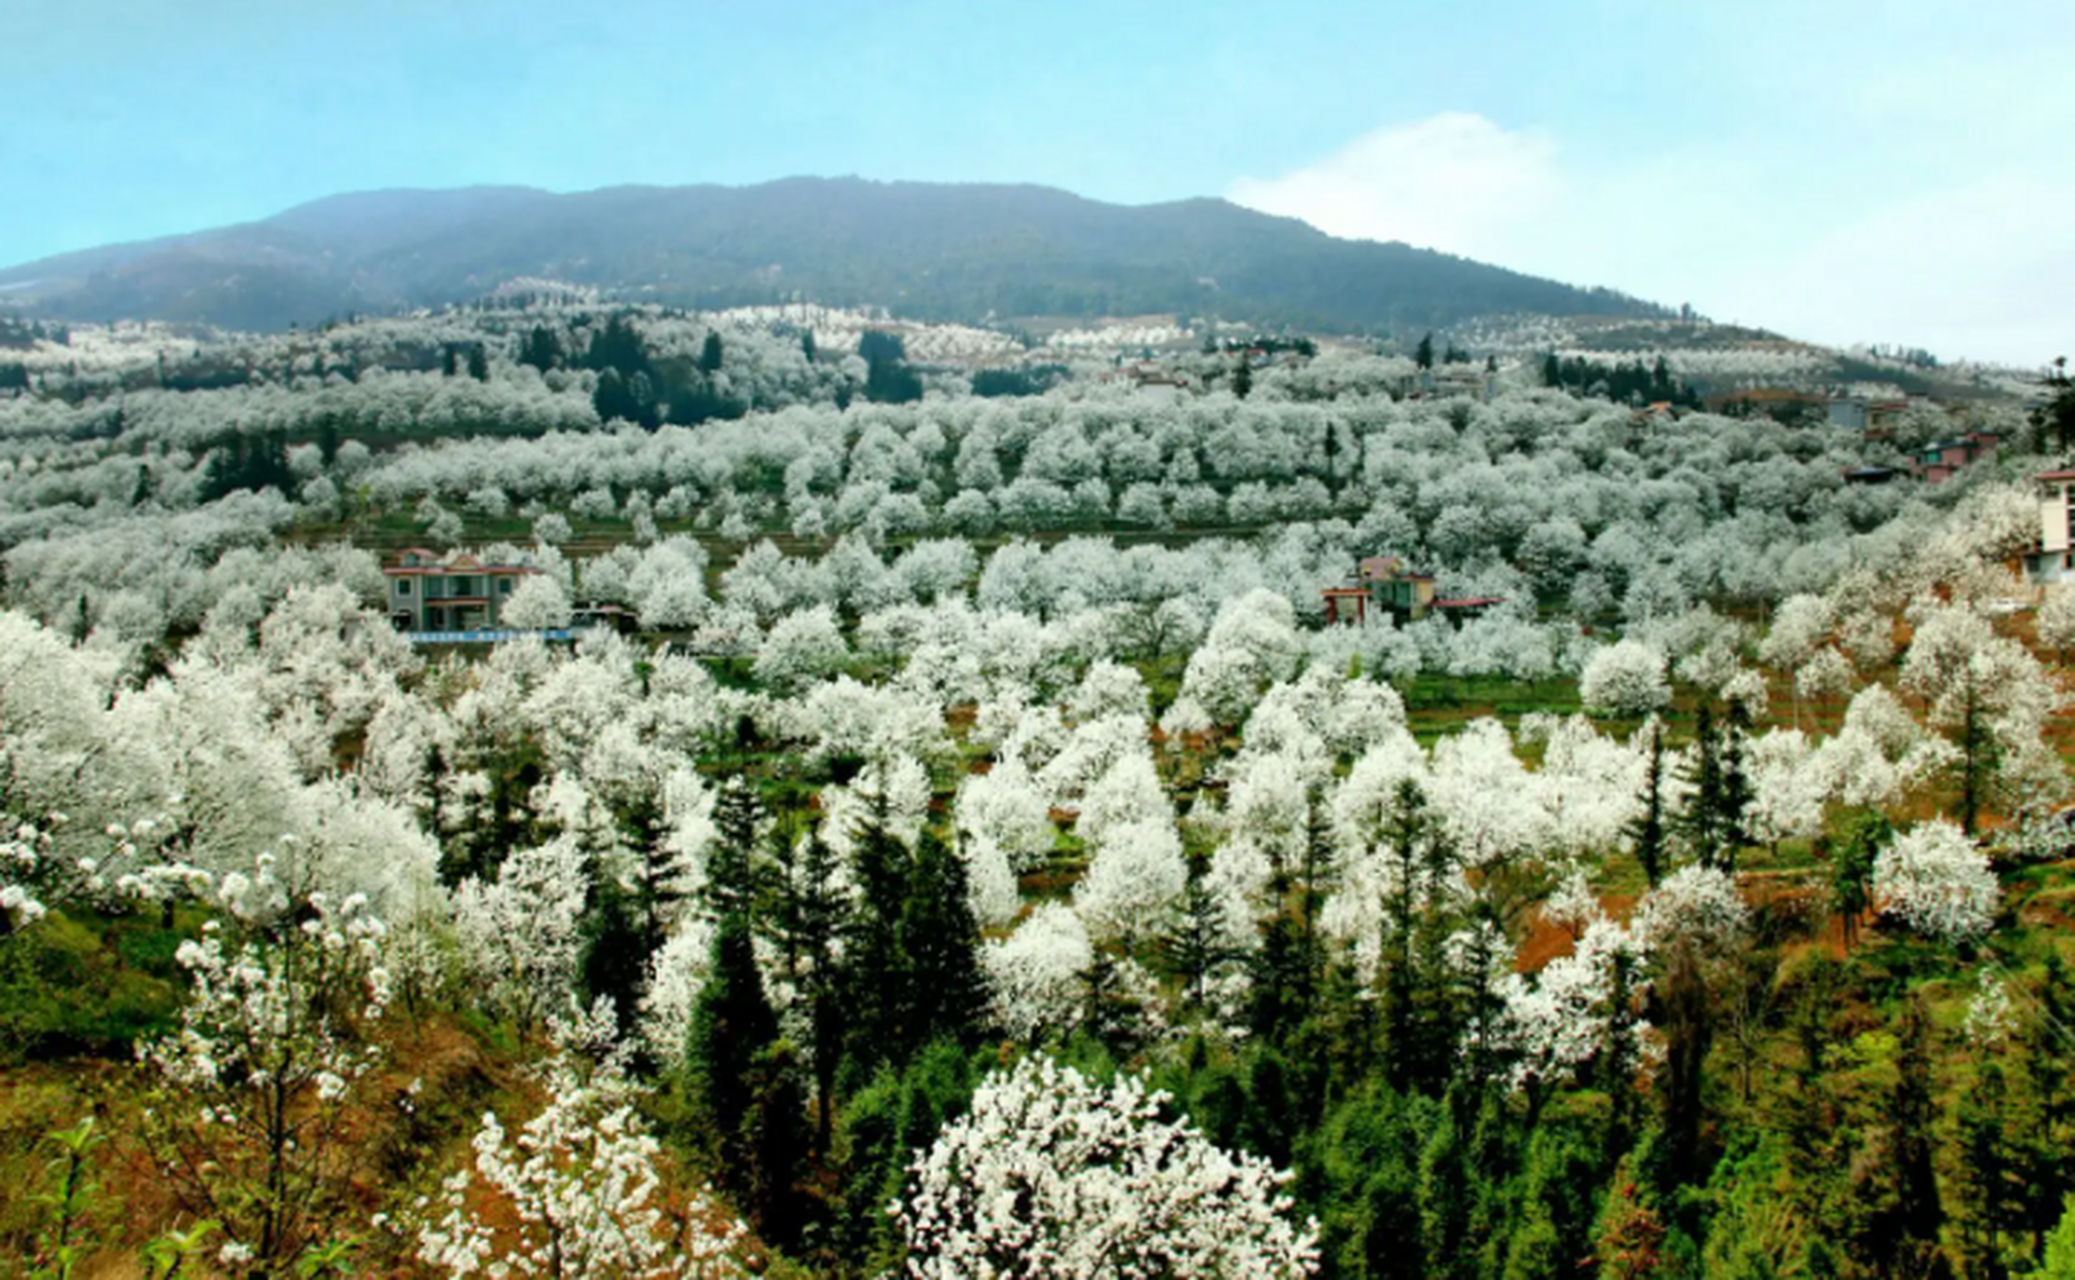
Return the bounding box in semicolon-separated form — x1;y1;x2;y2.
2026;470;2075;586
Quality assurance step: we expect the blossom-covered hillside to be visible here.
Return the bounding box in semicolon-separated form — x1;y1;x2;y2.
1;301;2072;1279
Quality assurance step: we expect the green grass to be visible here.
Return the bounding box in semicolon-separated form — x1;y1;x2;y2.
0;910;185;1060
1399;673;1584;744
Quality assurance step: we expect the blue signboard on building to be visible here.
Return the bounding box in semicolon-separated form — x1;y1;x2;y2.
405;628;583;644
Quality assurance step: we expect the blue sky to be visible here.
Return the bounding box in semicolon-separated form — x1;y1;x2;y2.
7;0;2069;363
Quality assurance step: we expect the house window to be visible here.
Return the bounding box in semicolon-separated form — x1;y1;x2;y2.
498;577;514;595
395;578;412;596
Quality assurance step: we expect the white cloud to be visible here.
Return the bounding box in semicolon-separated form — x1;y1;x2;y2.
1228;112;2070;367
1715;173;2075;365
1228;113;1560;263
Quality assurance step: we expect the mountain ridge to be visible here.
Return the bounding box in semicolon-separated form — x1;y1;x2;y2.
0;177;1672;334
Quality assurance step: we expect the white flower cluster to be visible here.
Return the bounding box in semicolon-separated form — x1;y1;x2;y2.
899;1056;1320;1278
416;1058;746;1279
137;880;392;1266
143;883;392;1093
2;817;53;931
1486;914;1644;1094
1631;864;1750;959
1963;974;2017;1048
1578;640;1670;718
1873;820;2000;944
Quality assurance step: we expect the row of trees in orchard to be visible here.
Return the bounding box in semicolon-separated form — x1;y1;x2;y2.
4;340;2030;674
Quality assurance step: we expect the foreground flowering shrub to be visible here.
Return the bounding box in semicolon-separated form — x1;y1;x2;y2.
138;873;392;1273
415;1057;747;1279
898;1055;1319;1278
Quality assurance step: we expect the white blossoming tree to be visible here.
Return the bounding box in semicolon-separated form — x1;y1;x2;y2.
503;573;575;630
1873;820;2000;944
752;604;849;694
1579;640;1670;718
1486;916;1643;1095
416;1058;747;1279
899;1056;1320;1278
139;875;392;1273
1075;816;1188;947
1900;598;2068;832
982;902;1094;1042
453;837;591;1031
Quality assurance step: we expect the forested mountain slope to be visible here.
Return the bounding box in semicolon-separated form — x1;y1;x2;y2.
0;178;1669;333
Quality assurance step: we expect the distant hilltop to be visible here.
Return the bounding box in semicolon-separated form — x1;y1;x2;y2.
0;177;1670;334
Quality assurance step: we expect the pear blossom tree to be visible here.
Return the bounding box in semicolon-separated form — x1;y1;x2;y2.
1;815;53;933
416;1057;748;1279
453;837;591;1030
1485;915;1643;1097
1176;589;1303;725
954;756;1056;874
504;574;575;630
1873;820;2000;944
1810;684;1955;811
1579;640;1670;718
752;605;849;694
898;1056;1320;1278
982;902;1094;1042
1075;816;1188;948
1743;729;1827;850
1900;598;2068;831
2038;587;2075;660
1759;593;1834;724
139;871;392;1273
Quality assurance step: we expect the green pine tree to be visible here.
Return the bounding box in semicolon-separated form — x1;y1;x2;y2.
576;873;649;1044
1162;850;1240;1016
843;789;914;1069
1629;720;1669;887
685;913;781;1196
771;829;852;1151
899;831;989;1054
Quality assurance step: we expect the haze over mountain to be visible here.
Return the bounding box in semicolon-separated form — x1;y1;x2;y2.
0;178;1669;335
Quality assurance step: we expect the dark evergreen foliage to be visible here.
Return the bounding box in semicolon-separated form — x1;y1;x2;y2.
199;431;295;502
684;913;782;1200
1540;352;1703;407
898;832;989;1054
1629;720;1669;887
576;873;647;1043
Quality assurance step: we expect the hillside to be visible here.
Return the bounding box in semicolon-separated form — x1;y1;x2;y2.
0;177;1671;334
3;284;2075;1276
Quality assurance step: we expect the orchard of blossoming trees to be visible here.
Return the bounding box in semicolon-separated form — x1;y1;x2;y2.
4;302;2075;1278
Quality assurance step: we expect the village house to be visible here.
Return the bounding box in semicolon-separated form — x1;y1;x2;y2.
1707;388;1825;423
1323;555;1506;623
2026;469;2075;586
1913;431;1999;484
1827;395;1911;433
1322;555;1434;624
382;548;540;633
